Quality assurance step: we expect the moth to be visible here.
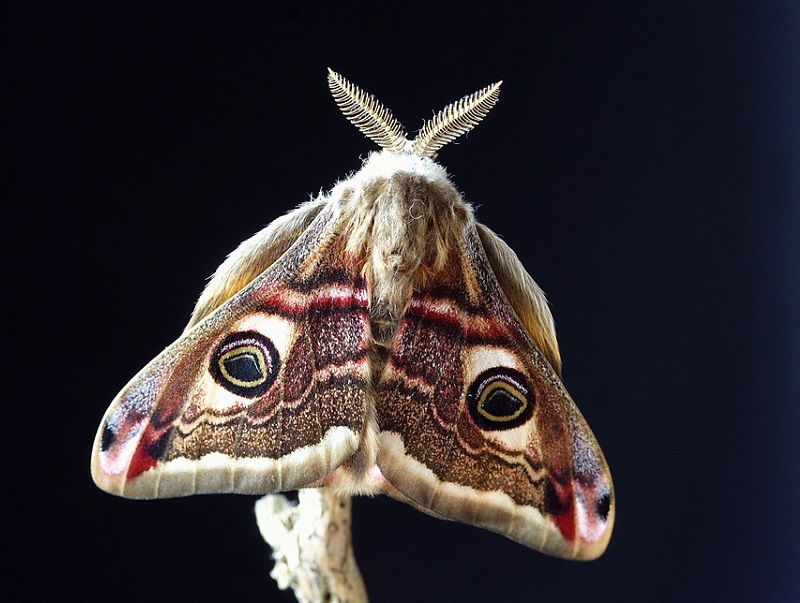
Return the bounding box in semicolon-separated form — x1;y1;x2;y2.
92;69;614;560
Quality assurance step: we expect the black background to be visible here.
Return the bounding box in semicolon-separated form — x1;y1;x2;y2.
6;2;799;601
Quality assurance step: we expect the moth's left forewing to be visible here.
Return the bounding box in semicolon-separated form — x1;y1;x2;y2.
92;199;371;499
187;198;327;327
377;220;614;560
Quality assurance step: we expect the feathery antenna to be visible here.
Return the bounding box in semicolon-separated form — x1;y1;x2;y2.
327;68;501;158
327;68;407;154
411;81;502;158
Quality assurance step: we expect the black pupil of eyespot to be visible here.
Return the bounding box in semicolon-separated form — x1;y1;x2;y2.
483;388;522;418
224;351;263;382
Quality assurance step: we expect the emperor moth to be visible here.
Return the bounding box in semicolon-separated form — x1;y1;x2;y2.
91;69;614;560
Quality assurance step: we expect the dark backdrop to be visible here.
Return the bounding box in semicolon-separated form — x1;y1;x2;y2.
6;2;799;601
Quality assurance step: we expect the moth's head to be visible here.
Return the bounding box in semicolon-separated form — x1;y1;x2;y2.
350;149;450;189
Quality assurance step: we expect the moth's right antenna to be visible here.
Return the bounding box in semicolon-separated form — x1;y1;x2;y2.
411;81;502;158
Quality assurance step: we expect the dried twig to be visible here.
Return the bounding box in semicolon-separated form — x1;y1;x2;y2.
255;489;368;602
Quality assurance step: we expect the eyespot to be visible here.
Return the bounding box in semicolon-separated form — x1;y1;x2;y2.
210;331;279;398
467;367;535;431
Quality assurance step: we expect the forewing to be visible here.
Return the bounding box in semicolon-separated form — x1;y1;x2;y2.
376;221;614;559
92;200;371;498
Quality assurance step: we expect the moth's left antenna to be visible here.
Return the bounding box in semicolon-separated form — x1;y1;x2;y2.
327;68;408;154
